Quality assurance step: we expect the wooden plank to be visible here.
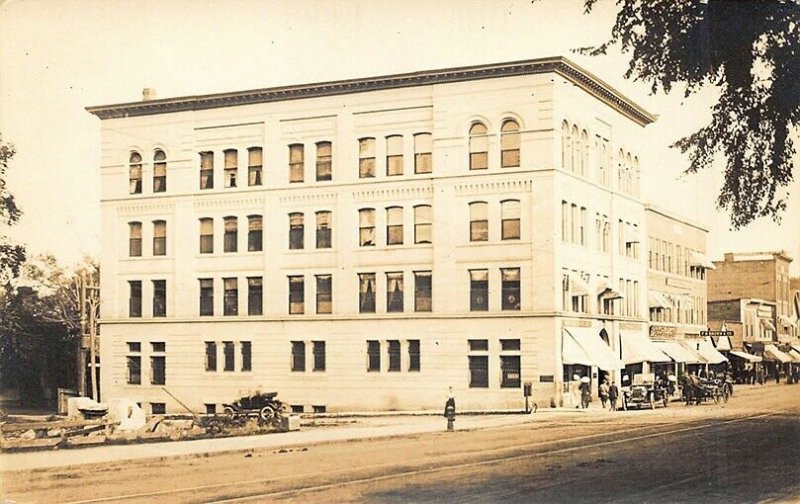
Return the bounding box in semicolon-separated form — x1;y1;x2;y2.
1;419;106;432
0;437;62;451
65;435;107;447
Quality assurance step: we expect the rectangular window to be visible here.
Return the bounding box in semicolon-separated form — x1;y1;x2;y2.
386;272;404;313
150;356;166;385
199;278;214;316
500;355;521;388
580;207;587;246
223;341;234;371
386;207;404;245
414;205;432;244
247;277;263;316
248;147;262;186
316;211;332;249
152;342;165;352
129;280;142;317
241;341;252;371
469;339;489;351
224;149;237;188
291;341;306;371
127;355;141;385
500;339;521;351
561;201;569;242
414;133;432;174
289;144;304;183
153;220;167;256
470;270;489;311
367;340;380;371
408;340;421;371
205;404;217;414
359;137;376;178
129;222;142;257
313;341;326;372
388;340;401;372
571;204;579;243
469;356;489;388
414;271;432;312
289;275;304;314
224;217;237;253
359;273;376;313
248;215;263;252
223;278;238;316
316;141;332;181
151;403;166;415
359;209;376;246
199;218;213;254
316;274;332;314
152;280;166;317
386;135;403;176
501;268;521;311
128;342;141;352
205;341;217;371
200;151;214;190
470;202;489;242
289;213;304;250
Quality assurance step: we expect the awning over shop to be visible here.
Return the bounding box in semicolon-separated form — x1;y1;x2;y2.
648;291;672;309
728;351;762;363
778;315;797;328
620;331;671;365
654;340;706;364
562;327;621;371
763;344;792;364
689;250;716;270
760;318;777;332
708;335;732;352
568;274;590;295
690;339;729;364
597;281;623;299
787;349;800;363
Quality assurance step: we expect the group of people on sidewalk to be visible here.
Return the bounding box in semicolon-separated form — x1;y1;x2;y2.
576;377;620;411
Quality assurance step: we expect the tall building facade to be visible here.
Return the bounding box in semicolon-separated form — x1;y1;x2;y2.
87;57;657;414
708;252;795;342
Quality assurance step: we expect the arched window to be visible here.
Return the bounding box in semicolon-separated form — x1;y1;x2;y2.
561;121;571;171
359;137;376;178
501;200;521;240
129;152;142;194
414;205;432;244
580;130;588;176
469;123;488;170
500;120;520;168
617;149;625;191
469;201;488;241
316;141;332;181
153;150;166;192
625;153;633;194
571;125;579;173
386;206;404;245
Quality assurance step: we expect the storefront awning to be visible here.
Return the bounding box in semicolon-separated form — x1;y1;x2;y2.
760;318;777;332
787;349;800;363
728;350;762;363
691;339;729;364
778;315;797;328
763;344;792;364
654;340;706;364
562;327;621;371
648;291;671;309
708;335;732;352
689;250;716;270
620;331;671;365
597;281;623;299
568;273;590;295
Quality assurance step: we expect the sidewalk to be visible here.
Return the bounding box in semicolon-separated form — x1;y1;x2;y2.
1;410;576;472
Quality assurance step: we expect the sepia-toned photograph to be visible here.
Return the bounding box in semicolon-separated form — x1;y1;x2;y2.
1;1;799;502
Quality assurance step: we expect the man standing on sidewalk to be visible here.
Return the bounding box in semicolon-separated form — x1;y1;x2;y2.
608;381;619;411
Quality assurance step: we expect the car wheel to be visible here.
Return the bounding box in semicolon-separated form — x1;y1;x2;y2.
259;405;276;422
223;406;236;418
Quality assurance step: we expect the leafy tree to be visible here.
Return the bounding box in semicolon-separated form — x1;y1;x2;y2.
563;0;799;228
0;134;25;281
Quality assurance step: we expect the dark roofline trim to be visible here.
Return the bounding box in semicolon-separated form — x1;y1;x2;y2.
86;57;657;126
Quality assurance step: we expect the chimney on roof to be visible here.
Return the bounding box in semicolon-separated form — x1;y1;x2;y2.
142;88;157;101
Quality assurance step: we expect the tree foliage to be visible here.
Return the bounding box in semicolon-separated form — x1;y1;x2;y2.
0;134;25;282
572;0;799;228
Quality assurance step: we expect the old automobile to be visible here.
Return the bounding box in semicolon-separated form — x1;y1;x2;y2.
621;374;669;410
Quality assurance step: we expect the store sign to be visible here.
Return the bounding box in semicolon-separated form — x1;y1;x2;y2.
700;330;733;337
666;277;694;289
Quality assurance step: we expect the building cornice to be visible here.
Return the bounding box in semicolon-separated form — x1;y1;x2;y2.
643;203;709;233
86;57;657;126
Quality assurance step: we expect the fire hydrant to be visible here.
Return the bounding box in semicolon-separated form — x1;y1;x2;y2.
444;395;456;431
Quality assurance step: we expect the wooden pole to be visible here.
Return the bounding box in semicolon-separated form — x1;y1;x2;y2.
89;294;98;401
78;273;87;397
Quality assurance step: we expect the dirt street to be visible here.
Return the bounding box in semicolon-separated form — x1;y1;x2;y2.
2;382;799;503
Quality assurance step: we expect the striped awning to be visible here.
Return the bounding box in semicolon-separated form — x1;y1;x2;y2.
648;291;672;309
728;351;762;363
763;344;792;364
620;331;671;364
655;340;706;364
689;251;716;270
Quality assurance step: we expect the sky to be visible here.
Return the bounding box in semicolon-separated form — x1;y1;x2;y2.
0;0;798;274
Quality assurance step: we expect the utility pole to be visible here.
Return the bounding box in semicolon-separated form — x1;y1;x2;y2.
78;274;87;397
78;271;100;400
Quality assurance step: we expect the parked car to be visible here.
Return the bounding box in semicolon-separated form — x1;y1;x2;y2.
621;374;669;410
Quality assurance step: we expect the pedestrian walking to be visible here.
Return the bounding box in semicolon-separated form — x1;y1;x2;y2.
608;381;619;411
579;379;591;409
598;380;610;409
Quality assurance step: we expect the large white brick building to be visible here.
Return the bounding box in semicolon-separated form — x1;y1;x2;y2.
88;57;662;414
